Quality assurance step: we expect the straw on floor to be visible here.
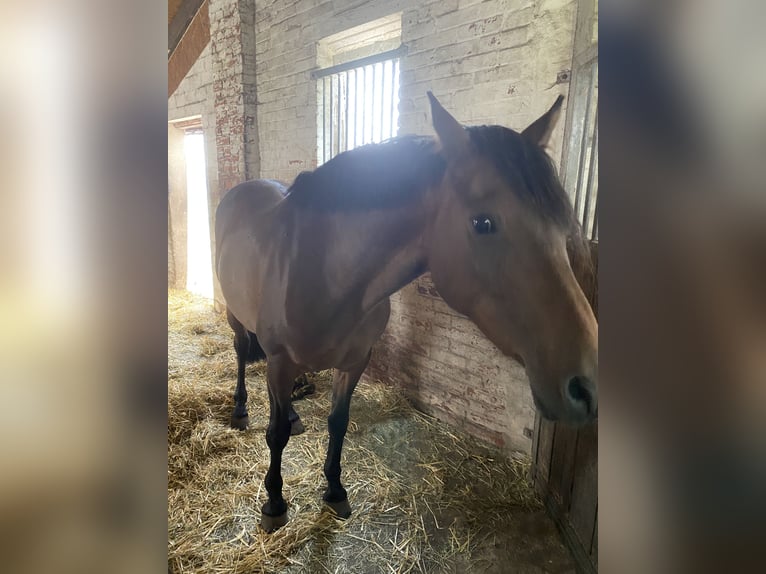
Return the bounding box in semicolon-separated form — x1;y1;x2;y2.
168;290;545;574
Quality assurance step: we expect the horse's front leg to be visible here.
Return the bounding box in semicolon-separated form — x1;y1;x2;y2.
261;355;302;532
323;351;371;518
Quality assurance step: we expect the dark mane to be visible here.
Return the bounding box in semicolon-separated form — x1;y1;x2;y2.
283;124;591;280
285;135;446;210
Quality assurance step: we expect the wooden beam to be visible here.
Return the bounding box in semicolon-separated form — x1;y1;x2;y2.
168;0;184;25
168;0;209;98
170;117;203;130
168;0;206;58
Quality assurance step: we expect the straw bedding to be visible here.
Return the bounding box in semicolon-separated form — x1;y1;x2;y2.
168;290;574;574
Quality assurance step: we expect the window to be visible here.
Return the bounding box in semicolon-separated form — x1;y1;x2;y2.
314;48;403;164
314;14;403;165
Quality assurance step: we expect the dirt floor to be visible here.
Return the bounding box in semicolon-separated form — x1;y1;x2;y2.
168;290;576;574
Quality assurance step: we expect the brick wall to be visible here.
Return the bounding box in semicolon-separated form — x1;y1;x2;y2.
252;0;577;454
209;0;259;195
254;0;575;179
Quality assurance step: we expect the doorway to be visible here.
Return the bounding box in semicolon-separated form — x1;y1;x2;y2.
183;128;213;299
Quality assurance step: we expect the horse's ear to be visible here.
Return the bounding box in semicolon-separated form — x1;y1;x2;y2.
522;95;564;147
428;91;470;158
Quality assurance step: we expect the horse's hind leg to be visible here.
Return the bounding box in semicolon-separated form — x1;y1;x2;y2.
225;309;306;435
261;355;302;531
226;309;261;429
322;351;371;519
291;374;316;401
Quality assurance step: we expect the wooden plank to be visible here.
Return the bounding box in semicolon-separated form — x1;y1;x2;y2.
168;0;184;25
168;0;209;98
530;412;542;482
588;240;598;318
590;506;598;568
533;419;556;487
167;124;188;289
568;422;598;554
170;117;203;130
539;483;597;574
169;0;206;57
549;423;579;511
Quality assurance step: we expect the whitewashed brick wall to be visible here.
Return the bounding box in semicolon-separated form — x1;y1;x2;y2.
254;0;575;181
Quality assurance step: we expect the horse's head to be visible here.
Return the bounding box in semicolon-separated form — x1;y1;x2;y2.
425;92;598;425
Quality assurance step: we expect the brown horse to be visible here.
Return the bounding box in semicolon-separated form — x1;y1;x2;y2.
214;92;598;531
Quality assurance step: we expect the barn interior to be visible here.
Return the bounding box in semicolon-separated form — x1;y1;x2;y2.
167;1;598;572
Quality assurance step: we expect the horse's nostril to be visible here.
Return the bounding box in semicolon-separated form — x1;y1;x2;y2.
567;376;596;415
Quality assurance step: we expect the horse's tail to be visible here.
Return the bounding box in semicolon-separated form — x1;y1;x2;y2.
244;330;267;364
227;308;268;364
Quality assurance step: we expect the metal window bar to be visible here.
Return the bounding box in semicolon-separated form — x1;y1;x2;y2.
371;62;377;142
361;65;368;145
314;46;406;164
344;70;350;154
329;75;334;158
563;58;599;241
321;77;327;164
581;110;598;237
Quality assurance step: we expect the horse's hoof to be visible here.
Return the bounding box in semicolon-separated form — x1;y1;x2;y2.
290;418;305;435
230;415;249;430
260;511;288;532
324;498;352;519
291;382;316;401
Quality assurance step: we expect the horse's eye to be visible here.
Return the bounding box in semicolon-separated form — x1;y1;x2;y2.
471;215;496;235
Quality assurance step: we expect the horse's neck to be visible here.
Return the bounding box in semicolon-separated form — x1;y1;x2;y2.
289;200;430;314
357;217;429;311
